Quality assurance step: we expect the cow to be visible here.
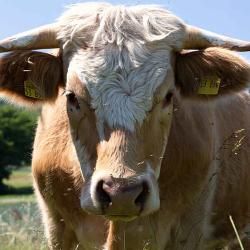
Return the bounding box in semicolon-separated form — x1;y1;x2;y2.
0;3;250;249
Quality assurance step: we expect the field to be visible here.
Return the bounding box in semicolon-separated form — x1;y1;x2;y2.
0;167;47;250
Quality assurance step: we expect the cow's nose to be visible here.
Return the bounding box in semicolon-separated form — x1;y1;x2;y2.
95;177;149;216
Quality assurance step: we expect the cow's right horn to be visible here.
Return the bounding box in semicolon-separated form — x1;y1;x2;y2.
182;25;250;52
0;23;60;52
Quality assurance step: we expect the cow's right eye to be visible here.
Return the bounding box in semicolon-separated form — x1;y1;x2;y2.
65;91;80;110
163;92;173;108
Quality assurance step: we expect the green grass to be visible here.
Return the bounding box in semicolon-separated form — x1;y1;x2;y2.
0;202;47;250
0;194;35;205
3;166;33;189
1;167;34;204
0;167;47;250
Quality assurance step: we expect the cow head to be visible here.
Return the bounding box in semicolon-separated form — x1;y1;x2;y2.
0;3;250;221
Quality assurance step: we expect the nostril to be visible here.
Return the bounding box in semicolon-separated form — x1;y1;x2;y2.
135;181;149;209
96;180;112;209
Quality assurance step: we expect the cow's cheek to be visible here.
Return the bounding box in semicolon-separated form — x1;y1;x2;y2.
142;105;173;178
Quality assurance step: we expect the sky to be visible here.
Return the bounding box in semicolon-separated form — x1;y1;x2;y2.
0;0;249;59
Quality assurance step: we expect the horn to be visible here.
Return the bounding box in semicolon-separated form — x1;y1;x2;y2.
0;24;60;52
183;25;250;52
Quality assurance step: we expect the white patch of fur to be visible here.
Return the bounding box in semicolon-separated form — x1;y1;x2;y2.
139;164;160;214
57;3;186;49
70;50;171;131
58;3;186;131
96;117;105;141
73;139;92;180
154;164;161;180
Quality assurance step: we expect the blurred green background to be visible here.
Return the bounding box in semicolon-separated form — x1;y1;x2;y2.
0;102;46;249
0;101;37;194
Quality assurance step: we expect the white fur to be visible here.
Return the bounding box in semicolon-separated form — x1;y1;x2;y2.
73;139;92;180
57;3;185;49
139;164;160;214
70;50;171;131
58;3;186;131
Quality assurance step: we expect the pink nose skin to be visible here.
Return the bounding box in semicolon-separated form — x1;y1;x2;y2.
95;176;149;218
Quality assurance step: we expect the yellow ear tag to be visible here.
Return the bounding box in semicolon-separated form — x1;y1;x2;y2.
198;77;221;95
24;80;42;99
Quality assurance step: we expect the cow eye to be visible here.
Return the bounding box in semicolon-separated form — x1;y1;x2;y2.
163;92;173;108
65;91;80;110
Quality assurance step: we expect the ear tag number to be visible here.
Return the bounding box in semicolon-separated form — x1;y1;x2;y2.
198;77;221;95
24;80;42;99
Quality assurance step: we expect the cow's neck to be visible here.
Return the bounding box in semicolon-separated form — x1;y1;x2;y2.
160;97;216;214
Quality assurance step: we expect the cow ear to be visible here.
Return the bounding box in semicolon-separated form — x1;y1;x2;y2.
0;50;63;106
175;48;250;99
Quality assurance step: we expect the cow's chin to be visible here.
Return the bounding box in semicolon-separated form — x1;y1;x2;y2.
80;197;160;221
106;215;138;222
80;173;160;221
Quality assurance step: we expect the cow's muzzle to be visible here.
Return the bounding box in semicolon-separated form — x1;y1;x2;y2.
81;171;160;221
95;176;149;219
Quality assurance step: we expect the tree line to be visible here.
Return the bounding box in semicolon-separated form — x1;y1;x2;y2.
0;101;38;193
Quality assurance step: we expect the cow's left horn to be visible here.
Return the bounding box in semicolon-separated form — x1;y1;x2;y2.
183;25;250;52
0;24;60;52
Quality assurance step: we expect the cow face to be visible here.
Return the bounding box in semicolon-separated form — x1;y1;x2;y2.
0;3;249;221
64;47;176;219
55;4;188;220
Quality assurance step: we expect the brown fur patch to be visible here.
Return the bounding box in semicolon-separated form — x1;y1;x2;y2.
0;51;63;105
175;48;250;98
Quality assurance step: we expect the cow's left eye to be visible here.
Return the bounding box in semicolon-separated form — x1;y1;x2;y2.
163;92;173;108
65;91;80;110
